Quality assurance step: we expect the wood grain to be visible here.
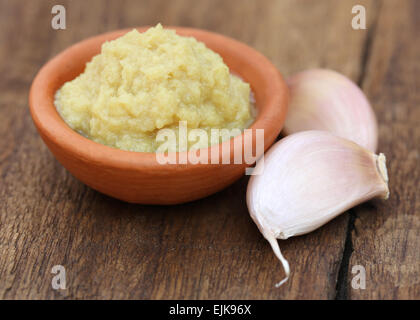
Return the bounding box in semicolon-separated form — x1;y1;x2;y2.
347;0;420;299
0;0;418;299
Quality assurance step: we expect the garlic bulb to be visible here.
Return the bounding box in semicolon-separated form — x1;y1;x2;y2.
284;69;378;152
246;131;389;287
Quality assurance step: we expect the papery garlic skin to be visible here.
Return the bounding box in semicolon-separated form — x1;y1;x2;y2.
284;69;378;152
246;131;389;287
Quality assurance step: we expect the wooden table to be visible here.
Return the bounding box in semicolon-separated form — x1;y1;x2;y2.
0;0;418;300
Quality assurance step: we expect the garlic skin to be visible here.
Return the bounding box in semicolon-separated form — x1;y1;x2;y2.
284;69;378;152
246;131;389;287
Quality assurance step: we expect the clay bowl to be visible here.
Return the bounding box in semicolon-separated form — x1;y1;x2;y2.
29;27;288;204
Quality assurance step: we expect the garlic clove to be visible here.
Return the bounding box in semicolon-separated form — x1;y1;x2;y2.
246;130;389;287
284;69;378;152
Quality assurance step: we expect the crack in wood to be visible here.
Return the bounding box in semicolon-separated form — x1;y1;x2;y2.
334;3;382;300
335;210;356;300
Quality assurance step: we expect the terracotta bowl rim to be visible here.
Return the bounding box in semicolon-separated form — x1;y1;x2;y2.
29;26;288;172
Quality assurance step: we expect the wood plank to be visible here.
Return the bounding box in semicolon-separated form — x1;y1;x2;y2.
0;0;395;299
348;0;420;299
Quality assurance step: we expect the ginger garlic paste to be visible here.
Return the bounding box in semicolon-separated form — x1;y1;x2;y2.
55;24;254;152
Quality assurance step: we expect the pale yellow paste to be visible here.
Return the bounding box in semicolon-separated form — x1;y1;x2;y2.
55;24;254;152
